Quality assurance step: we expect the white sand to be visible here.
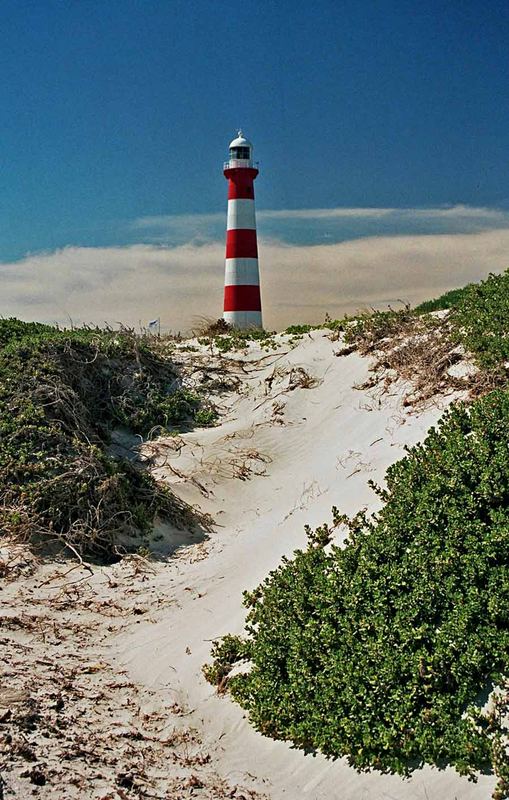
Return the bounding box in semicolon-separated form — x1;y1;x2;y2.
108;330;496;799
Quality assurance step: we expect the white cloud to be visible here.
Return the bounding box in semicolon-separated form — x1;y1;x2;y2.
403;205;509;222
260;205;509;222
133;204;509;230
129;205;509;252
133;212;224;229
1;229;509;333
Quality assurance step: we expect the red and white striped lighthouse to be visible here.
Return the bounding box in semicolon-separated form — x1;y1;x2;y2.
223;131;262;329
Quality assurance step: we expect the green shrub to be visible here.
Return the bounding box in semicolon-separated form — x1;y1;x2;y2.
0;320;211;560
284;324;314;335
284;318;347;336
202;635;248;690
194;407;218;426
198;326;277;353
208;390;509;786
450;270;509;368
343;306;422;353
414;286;472;313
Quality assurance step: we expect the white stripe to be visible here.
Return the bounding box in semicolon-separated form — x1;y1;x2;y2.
227;198;256;230
224;310;263;329
224;258;260;285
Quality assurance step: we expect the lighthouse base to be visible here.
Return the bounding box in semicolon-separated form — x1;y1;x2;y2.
223;310;263;330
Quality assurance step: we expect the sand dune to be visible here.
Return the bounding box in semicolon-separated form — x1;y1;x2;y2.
109;330;496;799
1;329;497;798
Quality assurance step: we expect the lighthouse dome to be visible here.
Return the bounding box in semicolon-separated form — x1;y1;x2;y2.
225;130;255;170
229;130;252;150
226;131;253;167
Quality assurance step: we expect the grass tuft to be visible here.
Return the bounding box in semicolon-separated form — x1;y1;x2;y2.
0;320;212;561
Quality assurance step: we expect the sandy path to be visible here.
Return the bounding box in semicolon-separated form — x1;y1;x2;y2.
111;331;496;799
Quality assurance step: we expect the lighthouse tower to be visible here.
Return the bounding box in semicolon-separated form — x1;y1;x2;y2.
223;131;262;329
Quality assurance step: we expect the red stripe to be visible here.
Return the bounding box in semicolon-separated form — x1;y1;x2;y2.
226;229;258;258
224;284;262;312
224;167;258;200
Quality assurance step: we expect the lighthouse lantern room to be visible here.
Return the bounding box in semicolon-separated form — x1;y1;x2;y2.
223;131;262;329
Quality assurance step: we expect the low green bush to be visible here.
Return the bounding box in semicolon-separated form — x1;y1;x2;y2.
0;320;211;560
202;635;248;690
200;326;277;353
450;271;509;368
284;324;314;335
284;317;347;336
342;306;424;353
207;390;509;790
414;286;472;313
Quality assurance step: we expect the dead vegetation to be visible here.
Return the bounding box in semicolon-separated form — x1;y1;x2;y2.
263;365;318;394
287;366;320;390
0;554;268;800
0;322;219;563
207;447;272;482
253;365;320;413
193;318;233;338
341;307;505;408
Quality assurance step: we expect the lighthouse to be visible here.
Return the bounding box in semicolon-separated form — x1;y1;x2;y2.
223;131;262;329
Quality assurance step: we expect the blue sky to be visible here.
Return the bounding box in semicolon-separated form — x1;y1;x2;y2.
1;0;509;260
1;0;509;329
